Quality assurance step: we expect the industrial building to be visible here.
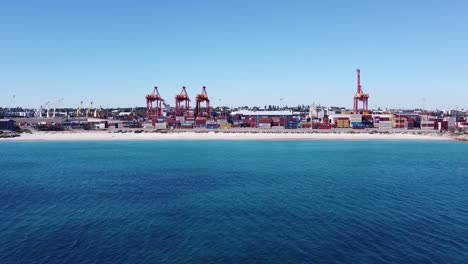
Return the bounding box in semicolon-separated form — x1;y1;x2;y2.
0;119;16;131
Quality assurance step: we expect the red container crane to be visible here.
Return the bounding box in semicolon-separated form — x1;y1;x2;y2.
195;86;210;117
145;86;164;119
353;69;370;114
175;86;190;117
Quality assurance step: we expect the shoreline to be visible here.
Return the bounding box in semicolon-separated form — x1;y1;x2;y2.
0;130;452;142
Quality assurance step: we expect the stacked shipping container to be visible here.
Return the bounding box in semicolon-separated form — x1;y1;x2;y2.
335;118;350;128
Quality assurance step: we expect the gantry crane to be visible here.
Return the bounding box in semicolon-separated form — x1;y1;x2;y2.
145;86;164;119
86;101;93;118
94;105;106;118
76;101;83;117
39;101;50;118
195;86;210;117
51;98;63;118
353;69;370;114
4;95;16;117
175;86;190;117
7;95;15;111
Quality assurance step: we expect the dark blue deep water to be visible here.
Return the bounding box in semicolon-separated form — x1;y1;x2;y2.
1;140;468;263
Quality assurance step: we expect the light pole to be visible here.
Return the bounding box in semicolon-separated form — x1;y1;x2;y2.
280;98;285;128
398;104;402;132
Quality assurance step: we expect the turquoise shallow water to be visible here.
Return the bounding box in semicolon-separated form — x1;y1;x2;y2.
1;140;468;263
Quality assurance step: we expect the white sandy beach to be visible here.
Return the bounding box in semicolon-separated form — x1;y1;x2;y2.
1;130;451;141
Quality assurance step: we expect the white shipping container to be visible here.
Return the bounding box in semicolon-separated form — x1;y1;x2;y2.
156;123;167;129
421;126;435;130
421;120;434;124
445;117;456;127
258;124;271;129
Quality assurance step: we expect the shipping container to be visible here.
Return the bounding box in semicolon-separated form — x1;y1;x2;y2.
285;120;298;129
258;123;271;129
155;123;167;130
351;122;365;128
219;123;232;129
336;119;350;128
259;118;271;124
181;123;193;128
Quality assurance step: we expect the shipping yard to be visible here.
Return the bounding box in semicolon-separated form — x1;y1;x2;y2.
1;69;467;135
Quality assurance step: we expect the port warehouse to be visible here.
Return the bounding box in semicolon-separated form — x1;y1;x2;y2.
0;119;16;131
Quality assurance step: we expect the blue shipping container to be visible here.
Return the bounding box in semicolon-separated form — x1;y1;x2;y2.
285;121;298;129
351;122;365;127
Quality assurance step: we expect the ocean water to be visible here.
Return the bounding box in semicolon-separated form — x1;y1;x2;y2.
1;140;467;264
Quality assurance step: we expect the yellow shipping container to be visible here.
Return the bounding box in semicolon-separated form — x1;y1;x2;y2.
337;120;349;128
219;123;232;129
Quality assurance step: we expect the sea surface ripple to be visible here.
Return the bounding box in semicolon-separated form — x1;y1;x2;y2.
1;140;467;263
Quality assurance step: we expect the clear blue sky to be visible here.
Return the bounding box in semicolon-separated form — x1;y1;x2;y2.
1;0;467;110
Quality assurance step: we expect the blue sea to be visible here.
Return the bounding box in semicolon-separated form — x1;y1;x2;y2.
1;140;467;264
